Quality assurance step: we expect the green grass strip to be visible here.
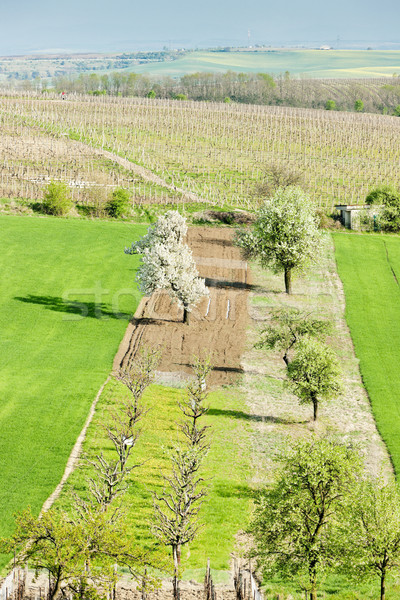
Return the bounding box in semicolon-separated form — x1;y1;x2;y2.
60;380;252;574
333;232;400;474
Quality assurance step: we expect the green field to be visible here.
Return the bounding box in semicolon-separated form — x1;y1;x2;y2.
0;215;145;556
130;49;400;78
334;233;400;474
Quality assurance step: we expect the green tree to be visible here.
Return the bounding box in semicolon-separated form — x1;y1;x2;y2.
366;185;400;232
394;105;400;116
249;437;362;600
365;185;400;205
354;99;364;112
255;307;331;366
43;181;73;216
235;186;321;294
339;478;400;600
105;187;131;218
1;505;148;600
287;337;341;421
325;99;336;110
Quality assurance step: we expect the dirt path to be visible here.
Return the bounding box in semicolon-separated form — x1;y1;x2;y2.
75;141;208;203
114;227;250;386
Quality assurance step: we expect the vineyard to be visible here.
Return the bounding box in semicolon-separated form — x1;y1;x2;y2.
0;92;400;209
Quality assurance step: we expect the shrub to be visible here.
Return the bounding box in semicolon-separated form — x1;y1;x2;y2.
147;90;156;99
394;105;400;116
365;185;400;206
175;94;188;101
354;99;364;112
105;187;131;218
223;97;231;103
42;181;73;216
325;99;336;110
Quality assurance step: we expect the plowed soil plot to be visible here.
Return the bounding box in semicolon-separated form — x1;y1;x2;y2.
116;228;250;385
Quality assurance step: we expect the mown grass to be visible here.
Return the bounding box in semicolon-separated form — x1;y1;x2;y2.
58;380;253;576
0;215;146;565
333;232;400;475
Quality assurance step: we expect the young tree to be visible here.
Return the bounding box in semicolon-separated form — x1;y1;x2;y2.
339;478;400;600
235;186;321;294
1;506;129;600
255;308;331;366
178;356;212;449
249;437;362;600
84;348;160;507
152;357;212;599
152;445;208;600
287;337;341;421
125;211;208;323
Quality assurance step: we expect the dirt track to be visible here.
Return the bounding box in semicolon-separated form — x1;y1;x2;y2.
114;228;250;386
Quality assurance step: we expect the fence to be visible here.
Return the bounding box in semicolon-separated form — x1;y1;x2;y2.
0;560;265;600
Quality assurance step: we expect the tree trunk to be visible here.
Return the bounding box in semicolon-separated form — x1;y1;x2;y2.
183;306;189;325
312;394;318;421
172;545;180;600
309;561;317;600
284;268;292;294
381;570;386;600
49;576;62;600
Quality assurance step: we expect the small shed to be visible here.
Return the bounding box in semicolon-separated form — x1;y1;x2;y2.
335;204;382;230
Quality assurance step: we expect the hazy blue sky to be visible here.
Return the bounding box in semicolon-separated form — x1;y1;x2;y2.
0;0;399;55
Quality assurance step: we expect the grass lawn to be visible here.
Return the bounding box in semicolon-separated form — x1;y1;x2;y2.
58;379;252;577
334;232;400;474
0;215;146;561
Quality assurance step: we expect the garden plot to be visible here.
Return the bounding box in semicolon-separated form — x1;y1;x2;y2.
115;228;250;386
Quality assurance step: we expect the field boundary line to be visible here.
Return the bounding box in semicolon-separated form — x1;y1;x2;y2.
40;376;111;513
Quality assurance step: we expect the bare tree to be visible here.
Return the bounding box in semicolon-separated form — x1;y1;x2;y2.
255;161;305;200
152;357;212;600
178;356;212;449
84;347;160;508
152;446;208;600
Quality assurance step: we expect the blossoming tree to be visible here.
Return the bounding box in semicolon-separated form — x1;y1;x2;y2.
125;211;208;323
235;186;321;294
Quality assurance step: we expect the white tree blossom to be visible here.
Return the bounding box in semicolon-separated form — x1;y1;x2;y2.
235;186;322;293
125;210;187;255
125;211;208;323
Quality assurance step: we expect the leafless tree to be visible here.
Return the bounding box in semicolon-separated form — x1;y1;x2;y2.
152;356;212;600
178;356;212;449
255;161;305;199
152;446;208;600
83;347;160;508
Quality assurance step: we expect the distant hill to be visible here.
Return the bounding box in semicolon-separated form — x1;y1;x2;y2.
1;48;400;82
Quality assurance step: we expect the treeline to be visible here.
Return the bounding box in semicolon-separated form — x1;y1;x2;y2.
43;70;400;115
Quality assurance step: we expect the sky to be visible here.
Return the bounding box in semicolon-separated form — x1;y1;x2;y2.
0;0;399;55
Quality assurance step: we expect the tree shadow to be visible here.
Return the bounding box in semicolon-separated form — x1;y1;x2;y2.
182;364;245;375
208;408;306;425
204;277;262;292
14;294;131;320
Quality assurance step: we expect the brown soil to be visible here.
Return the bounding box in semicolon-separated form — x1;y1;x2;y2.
114;227;250;386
